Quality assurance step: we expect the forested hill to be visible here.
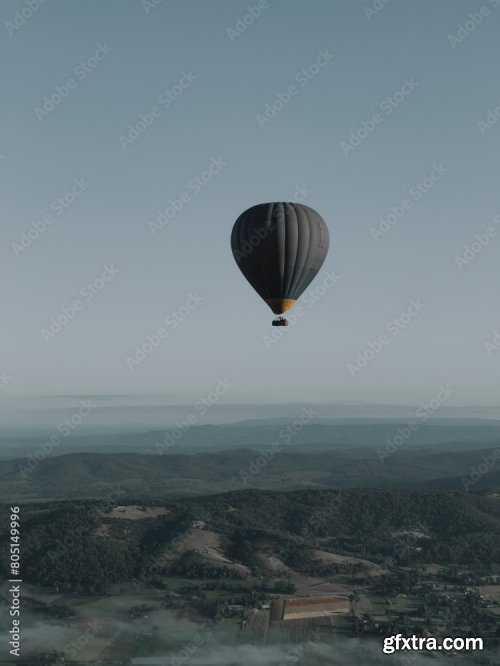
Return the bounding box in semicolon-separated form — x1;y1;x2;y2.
1;489;499;594
1;444;499;501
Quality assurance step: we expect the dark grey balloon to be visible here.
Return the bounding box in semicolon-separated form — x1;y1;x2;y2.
231;202;329;321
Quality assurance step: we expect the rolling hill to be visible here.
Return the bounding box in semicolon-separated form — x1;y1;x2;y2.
1;443;499;501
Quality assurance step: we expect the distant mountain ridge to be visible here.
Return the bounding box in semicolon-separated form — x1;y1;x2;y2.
1;401;500;436
1;421;500;461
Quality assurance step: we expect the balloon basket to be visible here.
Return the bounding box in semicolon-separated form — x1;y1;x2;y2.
272;317;288;327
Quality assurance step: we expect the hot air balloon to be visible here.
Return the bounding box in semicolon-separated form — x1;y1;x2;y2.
231;202;329;326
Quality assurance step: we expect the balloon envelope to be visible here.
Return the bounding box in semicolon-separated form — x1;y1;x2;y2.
231;202;329;315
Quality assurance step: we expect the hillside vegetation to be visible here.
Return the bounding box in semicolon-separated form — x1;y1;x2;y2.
2;488;500;594
1;444;499;501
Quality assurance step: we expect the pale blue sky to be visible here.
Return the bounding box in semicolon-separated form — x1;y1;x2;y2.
1;0;500;408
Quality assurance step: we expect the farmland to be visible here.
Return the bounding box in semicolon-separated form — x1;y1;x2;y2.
1;488;500;663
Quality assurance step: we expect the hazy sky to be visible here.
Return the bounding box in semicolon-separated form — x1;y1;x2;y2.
2;0;500;409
